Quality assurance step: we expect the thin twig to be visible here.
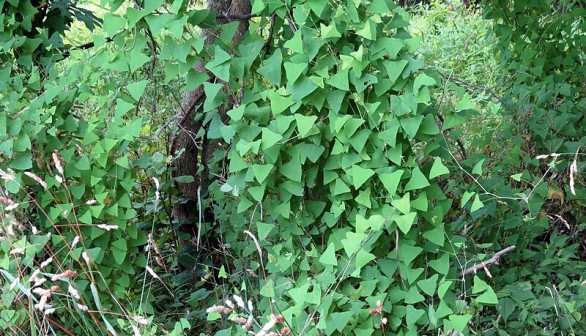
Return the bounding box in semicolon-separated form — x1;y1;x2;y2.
460;245;516;277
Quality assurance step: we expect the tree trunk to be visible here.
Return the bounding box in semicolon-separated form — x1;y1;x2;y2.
170;0;251;245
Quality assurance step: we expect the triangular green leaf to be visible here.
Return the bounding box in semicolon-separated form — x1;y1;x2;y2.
261;128;283;150
279;156;302;182
326;70;349;91
429;157;450;179
417;274;439;296
283;30;303;54
379;170;404;196
295;114;318;137
400;115;424;140
405;305;425;326
127;80;149;101
341;231;367;257
456;93;475;111
251;164;274;184
413;73;436;94
256;222;275;241
405;286;425;304
470;194;484;212
319;243;338;266
404;166;430;191
258;49;282;85
351;165;375;189
268;89;294;115
284;62;307;83
395;212;417;234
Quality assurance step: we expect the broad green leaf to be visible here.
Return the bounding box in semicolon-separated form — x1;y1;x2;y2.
356;19;376;40
383;60;408;83
115;155;128;168
331;311;353;332
411;191;428;211
256;222;275;241
438;280;453;300
404;167;430;191
356;188;372;208
279;156;302;182
429;253;450;275
260;279;275;297
251;0;265;14
419;114;440;135
205;46;232;82
456;93;475;111
470;194;484;212
319;243;338;266
423;225;445;246
75;156;91;171
218;265;228;278
320;22;341;39
348;129;371;153
283;30;303;54
367;0;391;14
186;69;209;91
400;115;424;140
227;105;245;121
442;112;469;130
355;249;376;271
405;286;425;304
129;50;150;72
405;305;425;326
417;274;439;296
326;70;349;91
261;128;283;150
258;49;282;85
342;231;367;257
295;114;318;138
472;275;490;294
115;99;134;118
284;62;307;83
127;80;149;101
274;201;290;218
248;185;265;201
251;164;274;184
379;170;403;196
429;157;450;179
461;191;475;207
203;82;225;112
413;73;436;94
220;124;236;142
268;90;294;115
395;212;417;234
356;214;385;233
351;165;375;189
103;14;126;37
444;314;472;332
391;192;410;214
472;159;485;175
333;178;351;195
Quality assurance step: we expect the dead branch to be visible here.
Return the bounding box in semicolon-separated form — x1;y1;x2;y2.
460;245;516;277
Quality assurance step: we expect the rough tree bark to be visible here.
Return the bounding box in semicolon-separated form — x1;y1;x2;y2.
171;0;251;241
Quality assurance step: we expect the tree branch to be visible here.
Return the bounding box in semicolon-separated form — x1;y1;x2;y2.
460;245;516;277
216;13;259;21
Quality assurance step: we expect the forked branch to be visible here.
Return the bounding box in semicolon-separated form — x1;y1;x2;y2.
460;245;516;277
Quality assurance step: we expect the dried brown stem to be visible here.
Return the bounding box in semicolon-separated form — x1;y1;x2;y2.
460;245;516;277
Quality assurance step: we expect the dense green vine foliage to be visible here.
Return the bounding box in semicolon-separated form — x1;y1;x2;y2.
205;0;488;335
1;0;585;335
0;1;172;334
438;0;586;334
